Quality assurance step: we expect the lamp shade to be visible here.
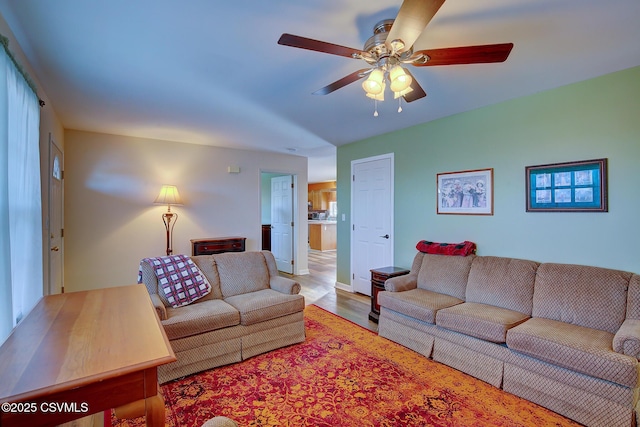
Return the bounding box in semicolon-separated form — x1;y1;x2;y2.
154;185;183;206
389;65;412;93
393;85;414;99
366;81;386;101
362;68;385;95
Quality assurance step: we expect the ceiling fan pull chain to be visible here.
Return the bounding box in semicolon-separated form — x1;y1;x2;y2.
374;99;379;117
398;97;403;113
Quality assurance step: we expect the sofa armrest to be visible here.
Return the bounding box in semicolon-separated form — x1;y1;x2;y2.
613;318;640;359
149;293;168;321
384;274;418;292
270;276;301;295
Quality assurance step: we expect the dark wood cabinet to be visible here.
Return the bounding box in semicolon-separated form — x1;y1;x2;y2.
369;266;411;323
191;236;246;256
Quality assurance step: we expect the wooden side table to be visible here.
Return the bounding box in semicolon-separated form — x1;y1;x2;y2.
191;236;246;256
369;266;411;323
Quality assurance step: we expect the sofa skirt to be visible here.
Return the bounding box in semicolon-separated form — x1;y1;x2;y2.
380;307;508;388
504;354;637;427
378;308;435;358
159;312;305;384
241;311;306;359
432;338;504;388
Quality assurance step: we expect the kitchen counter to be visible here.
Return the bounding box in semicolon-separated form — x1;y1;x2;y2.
308;221;336;251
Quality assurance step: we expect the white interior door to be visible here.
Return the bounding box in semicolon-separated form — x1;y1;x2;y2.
271;175;294;273
351;155;393;295
48;135;64;294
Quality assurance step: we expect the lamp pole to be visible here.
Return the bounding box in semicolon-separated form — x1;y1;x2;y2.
162;205;178;256
154;185;183;256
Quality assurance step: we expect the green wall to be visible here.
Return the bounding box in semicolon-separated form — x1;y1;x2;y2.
337;66;640;286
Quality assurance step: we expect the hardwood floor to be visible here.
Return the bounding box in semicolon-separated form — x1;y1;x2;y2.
282;250;378;332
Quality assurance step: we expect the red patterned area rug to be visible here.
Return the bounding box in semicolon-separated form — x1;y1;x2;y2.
112;304;582;427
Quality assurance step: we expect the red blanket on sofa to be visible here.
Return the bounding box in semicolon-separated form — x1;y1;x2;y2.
415;240;477;256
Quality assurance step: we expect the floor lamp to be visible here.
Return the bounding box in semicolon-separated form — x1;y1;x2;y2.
154;185;183;256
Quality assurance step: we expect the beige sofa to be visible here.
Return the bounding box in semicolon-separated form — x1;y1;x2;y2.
378;252;640;427
139;250;305;384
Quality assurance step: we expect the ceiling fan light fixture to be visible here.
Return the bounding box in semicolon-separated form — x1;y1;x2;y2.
389;65;412;93
366;81;385;101
279;0;514;115
362;68;385;95
393;85;413;99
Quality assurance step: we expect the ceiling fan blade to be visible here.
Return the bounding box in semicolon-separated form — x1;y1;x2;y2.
402;69;426;103
312;69;371;95
278;33;362;59
386;0;446;52
413;43;514;66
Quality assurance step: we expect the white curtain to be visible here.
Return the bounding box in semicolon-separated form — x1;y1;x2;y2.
0;45;42;344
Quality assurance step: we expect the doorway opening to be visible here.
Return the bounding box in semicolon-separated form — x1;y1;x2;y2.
260;172;296;274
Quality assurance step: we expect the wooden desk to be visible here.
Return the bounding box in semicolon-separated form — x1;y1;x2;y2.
0;284;176;427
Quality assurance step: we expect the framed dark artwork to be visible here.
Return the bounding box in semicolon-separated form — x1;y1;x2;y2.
525;158;608;212
437;168;493;215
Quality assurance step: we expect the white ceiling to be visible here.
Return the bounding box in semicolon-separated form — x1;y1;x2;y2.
1;0;639;183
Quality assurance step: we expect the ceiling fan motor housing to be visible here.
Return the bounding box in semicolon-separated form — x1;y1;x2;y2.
363;19;420;67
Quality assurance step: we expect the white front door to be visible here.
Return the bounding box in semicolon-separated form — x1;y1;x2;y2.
351;154;394;295
48;135;64;294
271;175;294;273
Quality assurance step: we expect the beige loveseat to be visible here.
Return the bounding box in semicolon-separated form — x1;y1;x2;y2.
378;252;640;427
139;250;305;384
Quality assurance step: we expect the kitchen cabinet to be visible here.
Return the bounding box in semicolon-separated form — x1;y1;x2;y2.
308;221;336;251
308;182;336;210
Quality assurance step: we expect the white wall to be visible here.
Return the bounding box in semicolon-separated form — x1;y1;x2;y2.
64;130;308;292
337;66;640;285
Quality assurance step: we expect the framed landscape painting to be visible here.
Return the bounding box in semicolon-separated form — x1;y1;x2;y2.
437;168;493;215
525;158;608;212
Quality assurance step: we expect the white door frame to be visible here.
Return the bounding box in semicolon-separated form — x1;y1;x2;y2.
350;153;394;293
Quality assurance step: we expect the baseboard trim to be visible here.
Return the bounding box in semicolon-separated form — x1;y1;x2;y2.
334;281;352;292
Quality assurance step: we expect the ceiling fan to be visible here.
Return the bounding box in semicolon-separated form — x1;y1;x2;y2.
278;0;513;113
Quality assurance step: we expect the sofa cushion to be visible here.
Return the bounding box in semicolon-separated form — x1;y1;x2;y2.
190;255;223;300
215;252;270;298
533;263;633;334
378;289;463;324
416;254;475;300
224;289;305;326
466;256;538;315
163;299;240;340
506;317;638;388
436;302;530;343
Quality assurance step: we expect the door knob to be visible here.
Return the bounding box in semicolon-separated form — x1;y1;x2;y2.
51;246;59;252
379;234;390;239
